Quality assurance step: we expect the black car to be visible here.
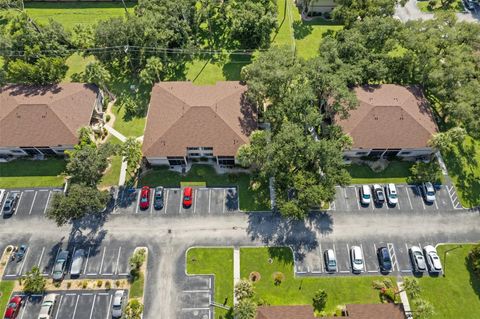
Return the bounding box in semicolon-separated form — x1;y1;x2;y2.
153;186;164;210
372;184;385;204
2;192;20;216
377;247;392;272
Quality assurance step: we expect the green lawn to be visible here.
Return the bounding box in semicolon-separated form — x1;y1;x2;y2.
64;53;96;82
414;244;480;319
24;2;135;30
138;165;270;211
99;156;122;188
129;272;145;299
346;161;414;184
184;55;252;85
443;136;480;208
0;281;15;316
0;158;66;188
186;247;234;319
272;0;295;48
417;0;464;13
241;247;393;314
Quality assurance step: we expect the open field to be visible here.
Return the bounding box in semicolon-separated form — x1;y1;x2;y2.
0;158;66;188
415;244;480;319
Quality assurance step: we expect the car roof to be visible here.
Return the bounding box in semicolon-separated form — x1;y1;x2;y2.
73;249;84;257
326;249;335;258
58;251;69;258
43;294;57;303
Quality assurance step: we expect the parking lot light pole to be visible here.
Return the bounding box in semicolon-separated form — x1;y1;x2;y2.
443;244;463;277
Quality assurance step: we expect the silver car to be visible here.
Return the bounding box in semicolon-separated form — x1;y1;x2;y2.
112;290;125;318
424;245;442;273
422;182;436;203
38;294;57;319
52;250;69;281
70;249;85;277
324;249;337;273
409;246;427;272
350;246;364;273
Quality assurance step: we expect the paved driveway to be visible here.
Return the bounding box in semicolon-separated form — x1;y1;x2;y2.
394;0;480;22
0;188;62;219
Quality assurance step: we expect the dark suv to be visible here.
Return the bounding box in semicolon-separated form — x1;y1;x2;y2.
3;192;20;216
153;187;164;210
377;247;392;273
372;184;385;205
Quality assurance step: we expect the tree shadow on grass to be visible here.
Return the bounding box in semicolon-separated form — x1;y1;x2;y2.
465;254;480;300
293;20;313;40
222;54;252;81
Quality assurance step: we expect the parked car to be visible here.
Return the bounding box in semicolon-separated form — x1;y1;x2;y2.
409;246;427;273
372;184;385;205
377;247;392;273
139;186;150;210
153;186;164;210
183;187;193;208
385;183;398;206
14;245;27;262
37;294;57;319
3;295;23;319
350;246;364;273
464;0;475;10
423;245;442;273
70;249;85;277
52;250;69;281
0;189;5;204
360;185;372;205
112;290;125;318
421;182;436;203
2;192;20;216
324;249;337;272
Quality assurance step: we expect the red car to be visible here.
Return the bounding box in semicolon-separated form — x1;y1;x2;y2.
4;295;23;319
139;186;150;210
183;187;193;208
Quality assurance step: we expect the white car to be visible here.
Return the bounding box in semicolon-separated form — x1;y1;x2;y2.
360;185;371;205
386;183;398;206
422;182;436;203
350;246;364;273
112;290;125;318
423;245;442;273
38;294;57;319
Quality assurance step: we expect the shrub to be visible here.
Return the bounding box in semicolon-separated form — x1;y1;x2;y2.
129;249;146;271
67;282;72;289
54;282;61;288
234;299;257;319
273;272;284;286
97;280;103;287
115;280;121;287
468;243;480;277
106;114;111;122
234;279;255;301
6;246;12;252
125;299;144;319
82;280;88;289
22;266;46;294
105;281;111;289
312;289;328;311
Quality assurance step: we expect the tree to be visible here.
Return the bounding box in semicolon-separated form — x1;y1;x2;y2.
46;184;109;226
5;57;68;84
312;289;327;311
124;299;143;319
82;61;111;93
428;127;466;152
402;277;421;299
332;0;406;27
121;137;143;176
408;161;442;184
234;298;257;319
234;279;255;301
412;299;435;319
468;243;480;277
139;56;163;85
71;24;94;49
129;249;146;271
65;143;116;187
22;266;46;294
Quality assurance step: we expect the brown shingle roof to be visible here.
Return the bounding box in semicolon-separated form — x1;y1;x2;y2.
142;81;257;157
345;303;406;319
0;83;98;148
336;85;438;149
256;305;316;319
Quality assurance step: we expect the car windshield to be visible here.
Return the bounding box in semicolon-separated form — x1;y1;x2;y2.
155;195;162;200
184;196;191;201
414;252;423;259
329;260;336;267
354;258;362;264
8;302;17;308
140;197;148;203
427;191;435;196
362;194;370;199
113;304;121;309
389;193;397;198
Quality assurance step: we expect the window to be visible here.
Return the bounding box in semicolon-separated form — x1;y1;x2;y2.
400;151;411;155
202;147;213;151
10;149;25;154
189;153;200;157
355;152;368;155
187;147;200;151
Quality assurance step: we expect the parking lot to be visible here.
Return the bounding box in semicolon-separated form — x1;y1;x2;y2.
0;188;62;219
329;183;463;213
12;290;125;319
115;186;240;216
2;239;135;280
177;276;213;319
294;238;441;277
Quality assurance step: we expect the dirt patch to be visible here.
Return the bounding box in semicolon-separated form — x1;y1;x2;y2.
249;271;261;282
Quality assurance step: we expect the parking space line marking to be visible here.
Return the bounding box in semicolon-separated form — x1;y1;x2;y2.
193;189;198;214
0;191;9;215
223;189;226;213
405;188;413;210
115;247;121;275
319;244;323;273
346;243;350;271
14;191;24;215
99;246;106;275
416;186;426;210
43;191;52;214
106;294;113;319
179;190;183;214
182;290;212;293
37;247;45;268
164;189;169;214
84;247;91;275
51;247;62;275
28;191;38;215
208;189;212;214
434;198;439;210
182;307;211;311
89;294;96;319
388;243;398;272
72;295;80;318
54;295;64;319
150;189;154;215
354;187;360;210
342;188;349;210
18;248;29;275
135;191;141;214
396;197;401;210
19;297;29;319
360;244;367;273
